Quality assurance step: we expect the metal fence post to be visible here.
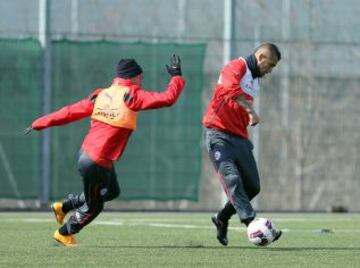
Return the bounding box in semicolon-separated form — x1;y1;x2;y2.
38;0;51;208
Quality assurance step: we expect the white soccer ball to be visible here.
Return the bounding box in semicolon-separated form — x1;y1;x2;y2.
247;218;276;246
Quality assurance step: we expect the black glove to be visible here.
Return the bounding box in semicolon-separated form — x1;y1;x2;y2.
24;127;32;135
166;54;182;76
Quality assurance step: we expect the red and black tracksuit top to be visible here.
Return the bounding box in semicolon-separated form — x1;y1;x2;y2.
203;58;259;138
31;76;186;169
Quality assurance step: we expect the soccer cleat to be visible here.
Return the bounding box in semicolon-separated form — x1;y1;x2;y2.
272;229;282;242
51;202;66;225
53;230;77;247
211;214;229;246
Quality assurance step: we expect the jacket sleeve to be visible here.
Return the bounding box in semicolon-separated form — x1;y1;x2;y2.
31;89;102;130
219;58;249;99
124;76;186;111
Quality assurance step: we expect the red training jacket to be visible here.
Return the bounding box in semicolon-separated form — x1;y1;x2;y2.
203;58;255;138
31;76;186;168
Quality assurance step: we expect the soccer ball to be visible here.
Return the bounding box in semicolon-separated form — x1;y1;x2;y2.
247;218;276;246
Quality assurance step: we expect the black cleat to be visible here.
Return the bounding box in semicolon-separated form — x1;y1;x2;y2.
273;229;282;242
211;214;228;246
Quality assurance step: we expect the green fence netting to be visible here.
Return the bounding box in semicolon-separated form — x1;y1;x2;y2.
47;40;204;201
0;39;205;202
0;39;41;199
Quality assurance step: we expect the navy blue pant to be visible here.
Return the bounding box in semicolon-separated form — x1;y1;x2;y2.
205;128;260;224
61;152;120;235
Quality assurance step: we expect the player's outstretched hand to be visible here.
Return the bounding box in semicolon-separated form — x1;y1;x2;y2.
166;54;182;76
24;127;32;135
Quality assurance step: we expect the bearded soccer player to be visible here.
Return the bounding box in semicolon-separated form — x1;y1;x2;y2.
25;55;184;247
203;43;282;246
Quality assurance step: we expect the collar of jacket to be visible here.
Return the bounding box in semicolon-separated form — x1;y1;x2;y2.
112;77;135;86
245;53;261;79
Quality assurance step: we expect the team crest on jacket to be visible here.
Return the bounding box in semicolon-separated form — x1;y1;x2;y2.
100;188;108;196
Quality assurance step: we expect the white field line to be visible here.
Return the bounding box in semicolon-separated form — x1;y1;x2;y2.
2;217;358;223
3;217;360;223
97;217;360;223
1;217;360;233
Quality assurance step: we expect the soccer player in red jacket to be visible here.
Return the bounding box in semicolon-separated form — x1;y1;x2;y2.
203;43;282;246
25;55;185;247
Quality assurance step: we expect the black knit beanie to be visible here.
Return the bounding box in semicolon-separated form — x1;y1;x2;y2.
116;59;143;78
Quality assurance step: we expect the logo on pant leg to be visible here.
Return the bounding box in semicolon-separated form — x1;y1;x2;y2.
100;188;108;196
75;211;81;222
214;151;221;161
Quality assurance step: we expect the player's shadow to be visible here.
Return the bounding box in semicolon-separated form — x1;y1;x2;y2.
265;246;360;251
92;245;239;249
93;245;360;251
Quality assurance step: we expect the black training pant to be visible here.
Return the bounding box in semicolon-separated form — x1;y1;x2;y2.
205;128;260;223
62;152;120;235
